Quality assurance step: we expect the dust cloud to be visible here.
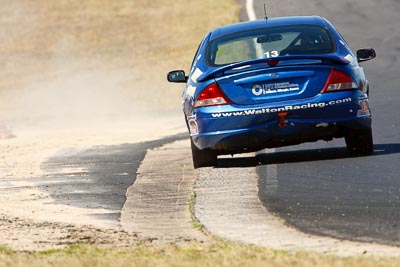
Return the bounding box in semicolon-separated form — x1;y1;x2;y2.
0;1;184;139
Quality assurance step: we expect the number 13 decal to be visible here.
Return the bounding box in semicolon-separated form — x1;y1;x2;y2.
264;51;279;58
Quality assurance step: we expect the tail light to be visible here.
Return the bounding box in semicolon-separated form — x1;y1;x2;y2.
321;69;358;93
194;82;231;108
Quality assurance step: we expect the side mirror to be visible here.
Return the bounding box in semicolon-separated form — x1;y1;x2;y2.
356;48;376;63
167;70;187;83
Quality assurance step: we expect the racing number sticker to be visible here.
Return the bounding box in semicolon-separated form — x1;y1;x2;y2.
264;50;279;58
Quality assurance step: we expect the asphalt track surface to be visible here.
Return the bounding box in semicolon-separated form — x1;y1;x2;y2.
244;0;400;246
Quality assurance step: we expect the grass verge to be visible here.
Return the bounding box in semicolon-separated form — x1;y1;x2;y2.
1;242;400;267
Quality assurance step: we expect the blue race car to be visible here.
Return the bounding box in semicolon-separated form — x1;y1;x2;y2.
167;16;376;168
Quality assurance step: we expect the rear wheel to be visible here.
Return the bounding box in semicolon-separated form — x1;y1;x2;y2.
191;139;217;169
345;128;373;156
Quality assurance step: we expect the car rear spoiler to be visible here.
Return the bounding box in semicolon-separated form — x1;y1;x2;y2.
197;54;351;82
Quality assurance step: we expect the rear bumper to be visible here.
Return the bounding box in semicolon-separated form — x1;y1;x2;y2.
192;116;371;154
189;91;372;154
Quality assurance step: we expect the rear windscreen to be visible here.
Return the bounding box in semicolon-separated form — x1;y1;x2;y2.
207;25;335;66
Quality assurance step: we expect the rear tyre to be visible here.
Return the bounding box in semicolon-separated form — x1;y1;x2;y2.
345;128;374;156
191;139;217;169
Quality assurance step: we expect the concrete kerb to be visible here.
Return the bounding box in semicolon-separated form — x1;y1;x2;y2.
120;139;207;243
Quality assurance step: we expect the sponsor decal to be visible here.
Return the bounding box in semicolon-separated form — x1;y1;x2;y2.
186;85;196;97
190;68;204;83
188;114;199;136
252;82;300;96
344;54;354;63
357;99;371;117
344;53;357;66
211;98;353;118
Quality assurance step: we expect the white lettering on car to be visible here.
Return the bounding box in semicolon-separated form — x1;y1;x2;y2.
210;98;353;118
264;50;279;58
251;82;300;96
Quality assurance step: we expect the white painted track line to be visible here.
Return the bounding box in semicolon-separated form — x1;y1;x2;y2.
246;0;257;21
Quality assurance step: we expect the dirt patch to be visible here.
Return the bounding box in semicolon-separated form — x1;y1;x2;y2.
0;213;140;251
